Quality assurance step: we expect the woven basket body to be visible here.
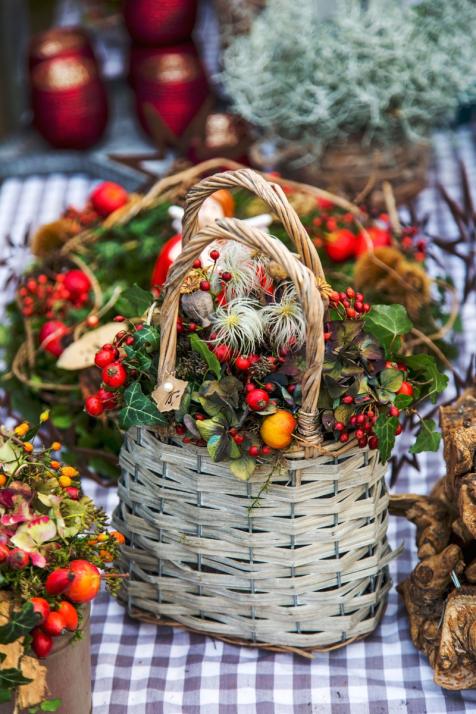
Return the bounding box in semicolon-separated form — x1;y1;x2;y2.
112;166;396;653
114;429;392;652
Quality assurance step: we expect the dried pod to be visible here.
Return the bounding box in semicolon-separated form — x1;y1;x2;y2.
181;290;214;327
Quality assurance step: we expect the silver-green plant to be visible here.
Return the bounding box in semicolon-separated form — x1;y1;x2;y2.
222;0;476;152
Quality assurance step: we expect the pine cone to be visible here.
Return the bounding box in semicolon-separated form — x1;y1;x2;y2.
249;356;273;380
175;350;208;380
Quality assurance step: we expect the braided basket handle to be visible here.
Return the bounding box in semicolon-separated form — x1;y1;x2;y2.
182;168;326;283
158;218;325;447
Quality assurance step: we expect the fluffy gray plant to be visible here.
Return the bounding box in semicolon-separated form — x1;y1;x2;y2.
222;0;476;151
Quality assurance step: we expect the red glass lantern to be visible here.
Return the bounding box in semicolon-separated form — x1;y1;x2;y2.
131;42;212;149
123;0;198;46
30;57;108;149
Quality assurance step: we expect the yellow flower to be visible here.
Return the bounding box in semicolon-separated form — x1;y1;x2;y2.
40;410;50;423
51;441;62;451
14;423;29;437
60;466;78;478
23;442;34;453
59;475;72;488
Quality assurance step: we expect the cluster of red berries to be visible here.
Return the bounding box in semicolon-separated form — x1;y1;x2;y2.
85;321;135;416
63;204;100;228
400;225;426;262
18;269;91;320
327;287;370;323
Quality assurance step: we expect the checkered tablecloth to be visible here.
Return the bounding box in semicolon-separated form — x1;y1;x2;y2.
1;126;476;713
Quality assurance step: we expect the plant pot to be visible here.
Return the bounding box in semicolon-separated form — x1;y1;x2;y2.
250;138;431;208
0;605;91;714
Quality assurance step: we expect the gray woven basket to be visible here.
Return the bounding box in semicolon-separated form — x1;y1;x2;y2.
112;168;396;655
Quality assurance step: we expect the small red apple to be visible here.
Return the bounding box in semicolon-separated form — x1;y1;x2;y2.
66;559;101;603
324;229;356;263
90;181;128;217
38;320;69;357
354;226;392;256
151;234;182;290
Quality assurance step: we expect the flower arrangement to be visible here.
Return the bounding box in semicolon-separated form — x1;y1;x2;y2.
84;235;448;480
221;0;476;151
0;414;122;709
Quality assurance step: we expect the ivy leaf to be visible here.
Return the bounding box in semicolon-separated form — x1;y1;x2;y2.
119;382;167;428
399;354;448;404
0;668;32;691
133;325;160;352
394;394;413;409
410;419;441;454
115;284;153;318
373;414;398;463
189;334;221;379
229;455;256;481
0;603;39;645
363;305;412;355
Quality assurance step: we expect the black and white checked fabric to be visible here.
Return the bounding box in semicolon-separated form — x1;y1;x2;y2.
1;125;476;713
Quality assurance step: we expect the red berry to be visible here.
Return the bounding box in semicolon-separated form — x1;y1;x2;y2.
233;434;244;444
90;181;128;217
85;395;104;417
356;414;365;425
27;279;37;293
368;436;379;450
324;332;332;341
346;308;357;319
39;321;68;357
210;249;220;261
0;544;9;562
188;323;198;332
245;389;270;411
175;424;186;435
113;315;126;322
183;437;191;443
95;348;116;368
264;383;275;393
221;271;232;281
97;387;117;409
200;280;210;291
398;381;414;397
261;446;272;455
339;432;349;443
194;413;205;421
350;415;357;426
324;229;355;263
249;354;260;364
329;291;340;303
235;356;251;371
354;301;364;313
213;344;233;363
8;549;29;570
43;611;66;637
363;303;371;313
389;406;400;417
32;628;53;658
45;568;73;596
102;362;127;389
245;383;256;392
248;445;260;457
229;427;238;436
56;601;79;631
358;436;368;448
395;423;403;436
65;486;80;500
64;270;91;302
342;395;353;404
86;315;100;328
355;429;365;440
335;422;345;431
193;259;202;269
356;293;364;302
346;287;355;299
30;597;50;624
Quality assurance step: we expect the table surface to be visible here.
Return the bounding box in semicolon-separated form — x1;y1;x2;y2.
1;126;476;713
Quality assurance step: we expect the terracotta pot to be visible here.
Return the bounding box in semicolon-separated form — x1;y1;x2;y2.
250;138;431;208
30;56;108;149
0;606;91;714
123;0;198;45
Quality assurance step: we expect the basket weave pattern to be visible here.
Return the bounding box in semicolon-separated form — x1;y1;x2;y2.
113;167;396;653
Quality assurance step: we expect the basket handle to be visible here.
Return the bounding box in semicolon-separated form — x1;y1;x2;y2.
157;217;325;447
181;168;326;283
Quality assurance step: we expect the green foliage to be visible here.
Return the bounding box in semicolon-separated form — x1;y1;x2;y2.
189;334;221;379
363;305;412;356
223;0;476;150
374;414;399;463
120;382;166;428
115;284;153;318
400;353;448;403
410;418;441;454
0;603;39;645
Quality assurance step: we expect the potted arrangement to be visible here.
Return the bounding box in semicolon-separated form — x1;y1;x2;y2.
0;413;122;712
84;169;447;653
222;0;476;205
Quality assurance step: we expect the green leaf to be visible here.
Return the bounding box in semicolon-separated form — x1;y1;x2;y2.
207;433;231;462
196;416;226;442
0;603;38;645
410;419;441;454
133;325;160;352
51;405;74;429
379;368;404;393
40;699;62;712
115;284;153;318
363;305;412;355
229;455;256;481
0;668;32;689
399;354;448;404
119;382;167;428
189;334;221;379
334;404;353;425
373;414;398;463
394;394;413;409
0;689;12;703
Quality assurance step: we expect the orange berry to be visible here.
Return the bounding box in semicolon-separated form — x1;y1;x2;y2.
23;442;33;453
97;533;108;542
60;466;78;478
260;410;297;450
99;549;114;563
50;460;60;469
87;539;98;546
111;530;125;544
0;474;6;487
59;475;72;488
51;442;61;451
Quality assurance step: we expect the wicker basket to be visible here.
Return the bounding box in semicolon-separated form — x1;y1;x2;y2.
113;168;396;655
250;138;431;208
